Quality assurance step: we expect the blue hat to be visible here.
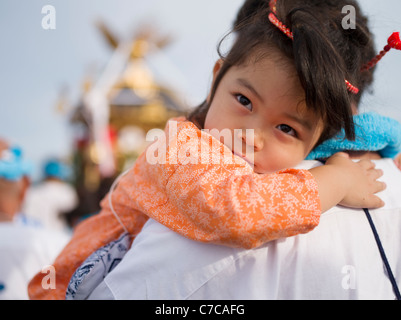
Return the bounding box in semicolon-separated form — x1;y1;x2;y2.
0;146;33;181
44;159;72;181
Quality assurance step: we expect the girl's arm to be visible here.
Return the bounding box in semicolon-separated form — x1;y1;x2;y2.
137;123;385;249
162;163;321;249
157;152;384;249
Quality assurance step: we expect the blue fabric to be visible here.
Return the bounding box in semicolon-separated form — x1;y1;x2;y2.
66;232;131;300
307;112;401;160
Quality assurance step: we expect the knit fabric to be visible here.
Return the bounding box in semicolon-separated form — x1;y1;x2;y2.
307;112;401;160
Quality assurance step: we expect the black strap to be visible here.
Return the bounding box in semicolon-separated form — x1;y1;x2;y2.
316;159;399;298
364;208;401;300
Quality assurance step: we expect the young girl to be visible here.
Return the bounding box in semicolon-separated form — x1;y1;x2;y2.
29;0;396;299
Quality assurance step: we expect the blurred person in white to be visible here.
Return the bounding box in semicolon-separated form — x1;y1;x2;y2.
0;140;70;300
23;159;78;235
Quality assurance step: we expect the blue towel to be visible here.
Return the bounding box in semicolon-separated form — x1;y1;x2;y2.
307;112;401;160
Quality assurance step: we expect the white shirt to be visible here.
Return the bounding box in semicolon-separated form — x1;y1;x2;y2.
23;180;78;233
88;159;401;300
0;222;70;300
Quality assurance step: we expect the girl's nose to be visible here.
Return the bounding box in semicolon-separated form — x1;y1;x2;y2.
237;129;263;152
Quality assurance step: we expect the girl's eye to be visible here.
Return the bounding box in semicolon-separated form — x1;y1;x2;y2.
277;124;297;137
235;94;253;111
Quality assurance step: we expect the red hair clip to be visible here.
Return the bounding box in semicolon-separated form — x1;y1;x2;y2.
268;12;293;40
270;0;277;15
361;32;401;72
345;80;359;95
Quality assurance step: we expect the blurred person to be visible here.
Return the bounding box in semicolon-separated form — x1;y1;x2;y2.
23;159;78;235
0;140;70;300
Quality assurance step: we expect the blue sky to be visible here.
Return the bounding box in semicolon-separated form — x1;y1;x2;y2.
0;0;400;181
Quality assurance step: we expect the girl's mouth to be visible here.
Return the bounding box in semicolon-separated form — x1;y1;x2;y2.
232;150;254;167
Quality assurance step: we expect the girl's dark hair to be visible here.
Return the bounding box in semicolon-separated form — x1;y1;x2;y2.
188;0;377;144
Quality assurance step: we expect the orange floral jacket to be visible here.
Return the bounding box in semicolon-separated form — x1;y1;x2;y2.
28;118;321;299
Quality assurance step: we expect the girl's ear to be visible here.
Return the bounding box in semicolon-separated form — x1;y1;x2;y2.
207;59;224;103
212;59;224;80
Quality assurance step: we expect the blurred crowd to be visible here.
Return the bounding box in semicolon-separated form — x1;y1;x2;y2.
0;138;78;299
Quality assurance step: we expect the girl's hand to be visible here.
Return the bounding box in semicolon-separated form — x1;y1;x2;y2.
394;153;401;171
325;153;386;209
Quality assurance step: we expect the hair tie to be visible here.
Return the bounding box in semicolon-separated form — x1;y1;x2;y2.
361;32;401;72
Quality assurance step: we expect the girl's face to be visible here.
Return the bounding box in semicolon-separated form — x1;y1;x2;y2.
204;56;324;174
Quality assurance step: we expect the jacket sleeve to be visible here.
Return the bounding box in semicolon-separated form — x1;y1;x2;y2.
147;164;321;249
